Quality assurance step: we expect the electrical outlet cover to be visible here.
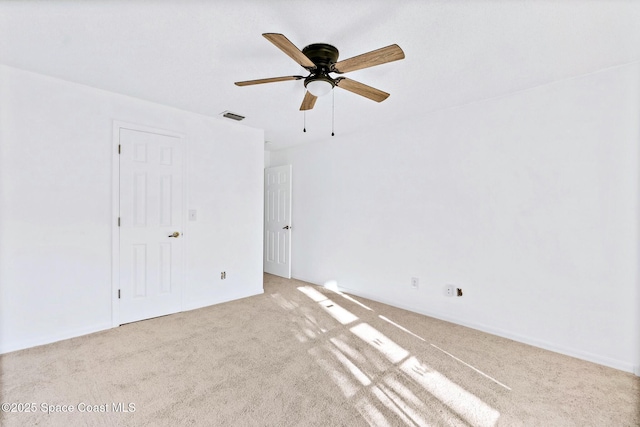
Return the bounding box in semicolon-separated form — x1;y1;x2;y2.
444;285;455;296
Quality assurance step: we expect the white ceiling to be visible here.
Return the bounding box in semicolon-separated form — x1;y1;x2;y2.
1;0;639;151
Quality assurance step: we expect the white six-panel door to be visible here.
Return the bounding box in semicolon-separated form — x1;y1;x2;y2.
264;165;292;278
119;128;184;324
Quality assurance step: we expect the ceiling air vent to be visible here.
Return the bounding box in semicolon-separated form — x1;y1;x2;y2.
220;111;245;121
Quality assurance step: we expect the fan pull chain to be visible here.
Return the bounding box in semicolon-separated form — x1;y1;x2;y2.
331;89;335;136
303;110;306;132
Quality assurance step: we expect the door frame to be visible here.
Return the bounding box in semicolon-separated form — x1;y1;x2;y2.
263;165;292;278
111;120;187;327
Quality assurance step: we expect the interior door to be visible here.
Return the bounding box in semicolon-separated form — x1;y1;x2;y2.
264;165;292;278
119;128;184;324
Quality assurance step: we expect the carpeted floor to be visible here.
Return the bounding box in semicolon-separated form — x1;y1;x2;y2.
1;273;638;426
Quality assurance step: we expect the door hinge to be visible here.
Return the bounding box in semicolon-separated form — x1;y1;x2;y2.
118;144;121;154
118;289;121;299
118;217;120;227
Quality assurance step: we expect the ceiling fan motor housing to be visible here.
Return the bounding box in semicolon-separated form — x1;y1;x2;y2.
302;43;339;91
302;43;339;71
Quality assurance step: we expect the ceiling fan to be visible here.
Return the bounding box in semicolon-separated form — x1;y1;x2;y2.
235;33;405;111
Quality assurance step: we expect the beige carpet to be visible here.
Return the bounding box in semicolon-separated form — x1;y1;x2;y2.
1;273;638;426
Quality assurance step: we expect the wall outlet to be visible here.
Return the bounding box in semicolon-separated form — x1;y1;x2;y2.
411;277;419;289
444;285;455;297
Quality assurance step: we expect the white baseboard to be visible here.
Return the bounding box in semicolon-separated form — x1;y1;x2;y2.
2;288;265;355
182;288;264;312
292;275;637;375
0;322;113;355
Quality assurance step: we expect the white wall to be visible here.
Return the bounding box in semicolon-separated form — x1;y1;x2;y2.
264;150;271;168
270;63;640;374
0;65;264;353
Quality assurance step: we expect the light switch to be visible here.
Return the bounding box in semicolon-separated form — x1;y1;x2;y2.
189;209;197;221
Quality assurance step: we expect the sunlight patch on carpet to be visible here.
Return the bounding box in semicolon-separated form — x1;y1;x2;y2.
308;346;360;398
430;343;512;391
297;286;328;302
323;281;374;311
355;396;392;427
318;299;359;325
382;376;433;425
370;384;419;426
292;282;502;426
330;334;389;374
330;336;371;368
350;323;409;364
298;286;359;325
400;356;501;427
327;342;372;386
378;315;427;342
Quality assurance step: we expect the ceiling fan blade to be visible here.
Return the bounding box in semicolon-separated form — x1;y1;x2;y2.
235;75;303;86
263;33;316;68
300;91;317;111
335;78;390;102
333;44;405;74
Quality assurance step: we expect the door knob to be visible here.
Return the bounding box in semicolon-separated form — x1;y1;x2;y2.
168;232;180;238
282;225;290;230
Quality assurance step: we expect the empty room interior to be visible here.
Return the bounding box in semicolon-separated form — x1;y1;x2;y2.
1;1;639;426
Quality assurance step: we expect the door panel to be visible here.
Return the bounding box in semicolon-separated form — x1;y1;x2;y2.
119;128;183;324
264;165;292;278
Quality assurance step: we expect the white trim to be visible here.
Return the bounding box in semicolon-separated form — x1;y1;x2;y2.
111;120;187;328
111;121;121;327
113;120;186;140
182;289;264;312
292;275;638;375
0;323;112;355
263;165;292;278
